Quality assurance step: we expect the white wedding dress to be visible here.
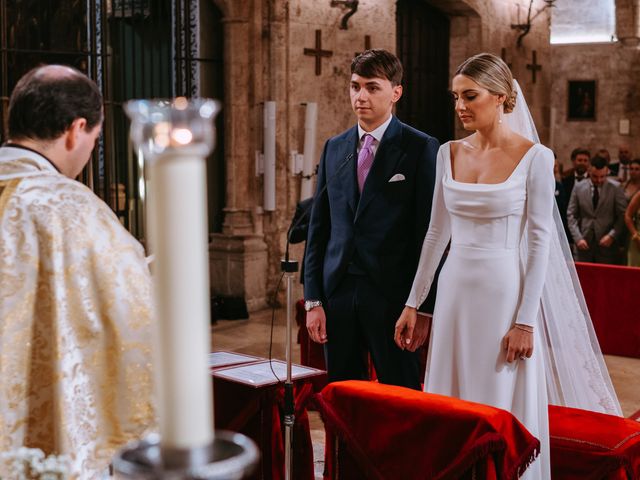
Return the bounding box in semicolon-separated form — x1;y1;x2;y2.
406;141;554;478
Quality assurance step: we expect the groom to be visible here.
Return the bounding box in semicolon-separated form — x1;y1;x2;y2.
304;49;439;390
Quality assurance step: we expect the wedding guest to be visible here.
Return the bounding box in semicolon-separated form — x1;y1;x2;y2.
567;155;628;264
562;147;590;199
625;189;640;267
562;147;590;248
598;148;611;166
610;144;633;182
622;158;640;200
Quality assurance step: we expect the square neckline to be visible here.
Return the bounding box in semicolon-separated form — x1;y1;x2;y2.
446;142;538;187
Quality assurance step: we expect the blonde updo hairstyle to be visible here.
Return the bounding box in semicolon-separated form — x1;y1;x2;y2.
455;53;517;113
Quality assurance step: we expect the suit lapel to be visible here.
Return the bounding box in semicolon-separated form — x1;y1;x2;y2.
338;127;358;216
355;117;404;222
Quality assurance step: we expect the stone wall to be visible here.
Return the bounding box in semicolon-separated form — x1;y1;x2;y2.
438;0;552;142
550;2;640;169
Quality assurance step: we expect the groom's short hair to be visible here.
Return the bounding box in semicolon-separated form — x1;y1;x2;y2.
351;49;403;86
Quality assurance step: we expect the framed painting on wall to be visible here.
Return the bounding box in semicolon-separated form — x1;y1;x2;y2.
568;80;596;121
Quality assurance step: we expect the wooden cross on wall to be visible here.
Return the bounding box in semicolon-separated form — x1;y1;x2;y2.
355;35;372;57
304;30;333;76
526;50;542;84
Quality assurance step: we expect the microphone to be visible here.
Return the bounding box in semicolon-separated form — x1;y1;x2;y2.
282;152;355;271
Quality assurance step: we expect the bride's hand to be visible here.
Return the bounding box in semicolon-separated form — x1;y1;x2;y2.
394;306;417;350
502;325;534;363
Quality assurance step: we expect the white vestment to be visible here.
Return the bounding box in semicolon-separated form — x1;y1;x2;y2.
0;147;156;478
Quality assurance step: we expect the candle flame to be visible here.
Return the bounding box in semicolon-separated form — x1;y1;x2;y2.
174;97;188;110
172;128;193;145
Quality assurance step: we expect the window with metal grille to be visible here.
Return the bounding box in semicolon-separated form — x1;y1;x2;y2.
0;0;225;239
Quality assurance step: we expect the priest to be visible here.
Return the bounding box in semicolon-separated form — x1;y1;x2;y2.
0;65;155;478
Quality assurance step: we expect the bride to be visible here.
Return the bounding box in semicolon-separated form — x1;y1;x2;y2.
393;53;621;479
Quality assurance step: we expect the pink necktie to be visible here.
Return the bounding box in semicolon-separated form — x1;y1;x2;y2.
357;134;375;193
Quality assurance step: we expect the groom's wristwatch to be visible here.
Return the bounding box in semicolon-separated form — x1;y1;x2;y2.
304;300;322;311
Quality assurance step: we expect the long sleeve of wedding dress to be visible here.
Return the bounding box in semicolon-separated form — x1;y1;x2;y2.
406;146;451;309
514;150;555;327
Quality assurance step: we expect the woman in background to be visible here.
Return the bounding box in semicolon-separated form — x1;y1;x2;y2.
625;188;640;267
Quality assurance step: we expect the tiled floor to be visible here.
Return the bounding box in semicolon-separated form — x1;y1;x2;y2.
212;306;640;478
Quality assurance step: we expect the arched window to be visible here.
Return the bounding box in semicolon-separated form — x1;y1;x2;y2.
551;0;616;44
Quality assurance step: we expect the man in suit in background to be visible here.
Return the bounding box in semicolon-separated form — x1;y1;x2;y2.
562;147;591;200
562;148;591;249
567;155;628;264
609;144;633;183
304;49;439;390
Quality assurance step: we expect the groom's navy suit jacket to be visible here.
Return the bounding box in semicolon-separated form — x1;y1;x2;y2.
304;116;439;313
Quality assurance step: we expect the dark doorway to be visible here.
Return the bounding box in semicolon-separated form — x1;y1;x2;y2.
396;0;453;144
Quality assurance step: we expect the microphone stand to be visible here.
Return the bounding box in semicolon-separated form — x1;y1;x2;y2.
280;254;298;480
280;151;354;480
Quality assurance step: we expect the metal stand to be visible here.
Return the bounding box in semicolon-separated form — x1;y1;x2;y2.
113;431;259;479
280;258;299;480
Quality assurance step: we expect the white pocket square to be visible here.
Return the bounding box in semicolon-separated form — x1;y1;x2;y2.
388;173;406;183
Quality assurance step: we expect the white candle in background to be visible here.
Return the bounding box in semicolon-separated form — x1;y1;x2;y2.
264;101;277;211
549;106;556;151
301;102;318;201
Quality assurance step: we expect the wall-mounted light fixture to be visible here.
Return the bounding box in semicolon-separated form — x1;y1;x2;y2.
330;0;359;30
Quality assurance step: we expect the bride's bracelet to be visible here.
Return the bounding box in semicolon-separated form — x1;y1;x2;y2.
514;324;534;333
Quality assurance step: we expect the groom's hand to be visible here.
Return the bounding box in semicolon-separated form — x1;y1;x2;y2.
306;306;328;344
406;313;431;352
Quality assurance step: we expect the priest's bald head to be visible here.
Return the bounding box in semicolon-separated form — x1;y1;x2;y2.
7;64;103;178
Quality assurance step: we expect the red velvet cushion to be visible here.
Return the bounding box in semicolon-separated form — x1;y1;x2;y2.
575;262;640;358
550;405;640;479
316;381;539;480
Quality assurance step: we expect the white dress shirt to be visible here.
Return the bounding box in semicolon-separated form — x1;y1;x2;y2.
357;114;393;157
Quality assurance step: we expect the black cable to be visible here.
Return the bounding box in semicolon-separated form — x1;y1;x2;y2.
268;271;286;383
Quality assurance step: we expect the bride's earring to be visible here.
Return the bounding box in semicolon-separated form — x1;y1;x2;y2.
498;105;504;124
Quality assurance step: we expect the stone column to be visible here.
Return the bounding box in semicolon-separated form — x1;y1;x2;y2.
209;0;269;312
616;0;640;47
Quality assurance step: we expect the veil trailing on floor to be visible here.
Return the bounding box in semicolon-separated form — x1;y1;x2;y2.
507;80;622;416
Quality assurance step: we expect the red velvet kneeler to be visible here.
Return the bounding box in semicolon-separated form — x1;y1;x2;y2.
575;262;640;358
315;381;539;480
549;405;640;479
214;377;315;480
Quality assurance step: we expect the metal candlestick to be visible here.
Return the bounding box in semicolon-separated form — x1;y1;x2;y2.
113;431;259;479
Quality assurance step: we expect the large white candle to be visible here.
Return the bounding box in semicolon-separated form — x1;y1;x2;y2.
149;150;214;449
301;102;318;201
126;98;219;452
